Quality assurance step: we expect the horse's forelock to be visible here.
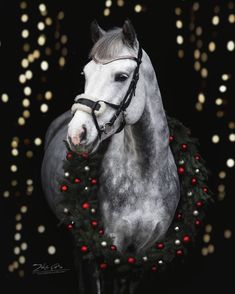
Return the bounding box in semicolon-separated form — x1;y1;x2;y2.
89;28;136;61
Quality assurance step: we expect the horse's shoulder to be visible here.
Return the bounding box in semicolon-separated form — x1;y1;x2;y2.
44;110;72;151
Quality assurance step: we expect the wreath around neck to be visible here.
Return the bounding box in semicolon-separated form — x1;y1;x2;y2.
57;116;212;278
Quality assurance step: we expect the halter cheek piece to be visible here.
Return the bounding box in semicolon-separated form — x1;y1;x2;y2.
71;45;142;139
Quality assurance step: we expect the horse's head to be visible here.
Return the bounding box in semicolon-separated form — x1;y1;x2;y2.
67;20;148;153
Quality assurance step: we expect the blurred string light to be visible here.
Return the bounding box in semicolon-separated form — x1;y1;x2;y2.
134;4;142;13
201;224;215;256
48;245;56;255
103;1;146;17
175;6;185;58
103;0;112;16
175;1;234;254
8;204;29;275
2;1;68;276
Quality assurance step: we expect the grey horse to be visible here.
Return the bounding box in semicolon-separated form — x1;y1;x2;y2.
41;20;180;293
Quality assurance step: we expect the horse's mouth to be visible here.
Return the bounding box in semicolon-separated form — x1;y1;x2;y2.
67;134;100;155
86;135;100;154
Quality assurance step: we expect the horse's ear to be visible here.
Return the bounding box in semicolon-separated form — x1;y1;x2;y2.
90;20;105;43
122;19;137;48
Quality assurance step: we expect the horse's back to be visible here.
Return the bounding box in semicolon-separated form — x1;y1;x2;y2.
41;110;72;219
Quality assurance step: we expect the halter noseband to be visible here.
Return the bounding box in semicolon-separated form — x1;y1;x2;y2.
71;45;143;139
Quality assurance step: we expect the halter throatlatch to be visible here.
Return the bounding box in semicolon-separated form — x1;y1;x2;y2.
71;45;143;139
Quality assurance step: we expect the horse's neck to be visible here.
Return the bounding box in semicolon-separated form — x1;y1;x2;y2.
99;75;179;252
106;84;169;173
127;91;168;168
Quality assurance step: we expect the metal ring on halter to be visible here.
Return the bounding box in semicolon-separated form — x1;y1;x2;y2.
100;122;113;134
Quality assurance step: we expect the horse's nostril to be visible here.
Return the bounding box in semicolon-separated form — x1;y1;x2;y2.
68;136;73;145
69;126;87;147
80;126;87;142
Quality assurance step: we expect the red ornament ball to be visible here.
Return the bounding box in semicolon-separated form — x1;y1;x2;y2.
183;235;190;243
181;143;188;151
127;257;136;264
203;187;208;193
81;152;89;159
151;265;157;272
99;229;104;235
195;154;200;161
195;219;202;227
90;178;97;185
196;200;203;208
176;212;183;221
74;178;81;184
110;245;117;251
100;263;108;270
66;152;73;160
191;177;197;185
60;185;68;192
156;242;165;249
176;249;184;256
169;135;174;142
80;245;88;253
177;166;185;175
82;202;90;209
91;220;98;227
67;223;74;230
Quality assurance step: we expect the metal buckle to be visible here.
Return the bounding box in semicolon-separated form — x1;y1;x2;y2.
101;122;113;134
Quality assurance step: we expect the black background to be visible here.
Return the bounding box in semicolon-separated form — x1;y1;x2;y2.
1;0;234;293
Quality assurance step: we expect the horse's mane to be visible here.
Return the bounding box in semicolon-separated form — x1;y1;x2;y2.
89;27;136;61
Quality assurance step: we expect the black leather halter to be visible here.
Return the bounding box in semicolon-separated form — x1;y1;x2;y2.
73;45;142;139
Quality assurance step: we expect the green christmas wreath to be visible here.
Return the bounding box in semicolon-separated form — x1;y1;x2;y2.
57;116;212;277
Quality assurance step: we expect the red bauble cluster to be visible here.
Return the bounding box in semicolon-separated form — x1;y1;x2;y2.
183;235;190;243
67;223;74;230
82;202;90;209
177;166;185;175
74;178;81;184
151;265;157;272
203;187;208;193
176;212;183;220
181;143;188;151
191;177;197;185
80;152;89;159
80;245;88;253
60;185;68;192
110;245;117;251
100;263;108;270
195;154;200;161
66;152;73;160
127;257;136;264
176;249;184;256
90;178;97;185
156;242;165;249
91;220;98;227
196;200;203;208
195;219;201;227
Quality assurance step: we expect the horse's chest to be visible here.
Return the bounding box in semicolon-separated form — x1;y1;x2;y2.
98;154;163;251
99;154;150;207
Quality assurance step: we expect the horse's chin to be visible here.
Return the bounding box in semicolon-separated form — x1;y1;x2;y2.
73;135;100;155
86;135;100;154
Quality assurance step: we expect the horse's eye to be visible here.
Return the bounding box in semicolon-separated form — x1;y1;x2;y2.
115;73;129;82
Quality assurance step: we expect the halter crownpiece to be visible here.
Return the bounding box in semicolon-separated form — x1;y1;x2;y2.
71;45;143;139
